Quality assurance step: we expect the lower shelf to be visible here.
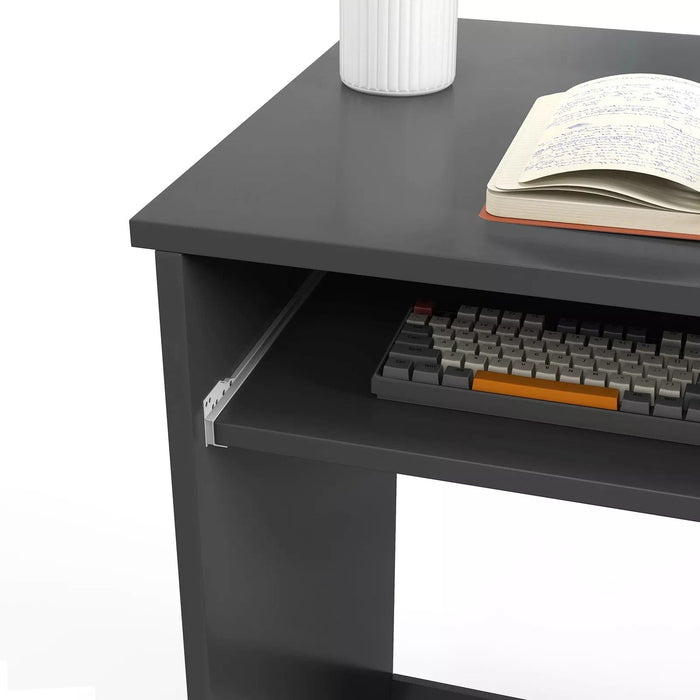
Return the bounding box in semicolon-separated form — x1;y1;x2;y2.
393;675;523;700
214;274;700;522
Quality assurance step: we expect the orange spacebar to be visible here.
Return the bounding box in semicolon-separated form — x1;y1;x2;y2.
472;371;619;410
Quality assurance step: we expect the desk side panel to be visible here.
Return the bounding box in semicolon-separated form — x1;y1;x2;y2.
155;253;396;699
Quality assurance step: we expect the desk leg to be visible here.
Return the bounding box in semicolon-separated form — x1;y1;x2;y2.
155;252;396;700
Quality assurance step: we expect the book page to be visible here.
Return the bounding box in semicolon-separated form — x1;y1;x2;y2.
519;74;700;192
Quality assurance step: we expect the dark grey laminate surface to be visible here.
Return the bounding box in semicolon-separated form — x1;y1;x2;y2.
132;20;700;315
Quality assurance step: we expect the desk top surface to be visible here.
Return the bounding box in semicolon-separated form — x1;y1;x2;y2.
131;20;700;314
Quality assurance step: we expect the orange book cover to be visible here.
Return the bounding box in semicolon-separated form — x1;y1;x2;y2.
479;207;700;242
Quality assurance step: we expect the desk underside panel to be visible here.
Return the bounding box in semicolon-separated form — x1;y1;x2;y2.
215;273;700;523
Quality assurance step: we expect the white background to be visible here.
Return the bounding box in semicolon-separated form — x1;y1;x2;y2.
2;2;700;699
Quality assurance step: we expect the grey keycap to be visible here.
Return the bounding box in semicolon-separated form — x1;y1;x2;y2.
522;338;545;352
659;343;680;361
432;327;455;340
479;308;502;323
583;370;607;387
573;357;596;372
616;351;640;365
383;357;412;380
608;374;631;394
464;354;488;373
549;353;571;370
670;370;694;394
402;323;431;337
397;332;433;348
457;305;479;322
500;336;522;351
597;360;620;376
642;355;663;370
621;365;643;380
689;359;700;383
433;338;456;353
480;345;502;360
545;341;569;355
686;399;700;422
496;323;520;338
569;344;591;360
685;334;700;351
489;357;511;374
406;312;429;326
454;330;477;343
684;348;700;361
559;367;583;384
683;383;700;410
441;351;465;369
502;347;525;362
525;350;548;364
455;340;479;355
536;365;559;381
412;362;443;385
429;315;452;330
612;339;633;352
542;330;564;343
658;381;682;399
626;327;647;343
557;318;579;333
512;361;535;378
565;333;587;346
635;342;657;356
653;396;683;420
522;314;545;330
587;336;610;350
620;390;651;415
502;310;524;324
633;377;657;405
443;366;474;389
592;348;615;361
478;334;500;347
580;321;601;336
645;367;668;386
474;320;496;334
603;324;625;339
662;330;683;347
519;327;541;341
450;318;473;332
666;357;689;372
390;343;441;365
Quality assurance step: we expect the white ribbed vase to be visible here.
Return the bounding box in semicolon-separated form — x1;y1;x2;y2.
340;0;458;96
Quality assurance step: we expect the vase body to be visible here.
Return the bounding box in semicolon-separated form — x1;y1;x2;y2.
340;0;458;96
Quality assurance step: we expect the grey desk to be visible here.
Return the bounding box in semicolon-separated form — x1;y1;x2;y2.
131;20;700;700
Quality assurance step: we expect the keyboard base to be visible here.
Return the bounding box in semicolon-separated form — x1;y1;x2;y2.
372;373;700;447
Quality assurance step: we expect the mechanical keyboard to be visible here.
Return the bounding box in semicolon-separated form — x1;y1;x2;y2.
371;300;700;446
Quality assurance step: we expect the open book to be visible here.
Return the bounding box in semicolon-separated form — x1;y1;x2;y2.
485;74;700;238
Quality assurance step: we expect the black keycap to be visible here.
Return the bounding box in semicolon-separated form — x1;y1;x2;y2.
626;327;647;343
580;321;601;336
620;390;651;415
653;396;683;420
442;367;474;389
397;332;433;348
412;362;443;385
603;324;625;339
389;343;441;365
402;323;431;337
683;383;700;410
686;399;700;422
382;358;412;381
557;318;579;333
